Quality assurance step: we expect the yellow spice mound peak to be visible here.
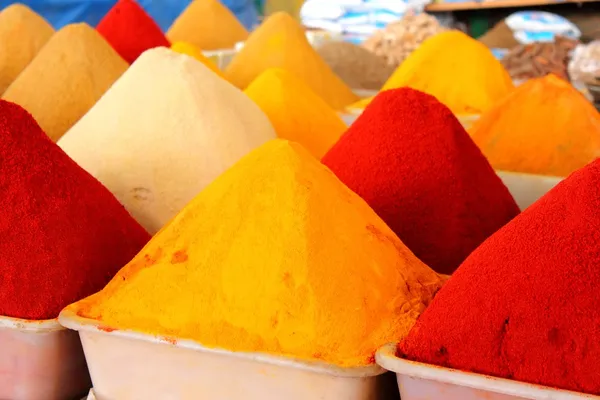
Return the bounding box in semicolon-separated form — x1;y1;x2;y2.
2;23;127;142
71;139;445;367
353;30;514;115
167;0;248;50
0;4;54;94
245;68;347;158
170;41;224;78
470;74;600;177
225;12;358;110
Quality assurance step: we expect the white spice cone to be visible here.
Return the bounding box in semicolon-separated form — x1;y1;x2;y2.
58;47;276;234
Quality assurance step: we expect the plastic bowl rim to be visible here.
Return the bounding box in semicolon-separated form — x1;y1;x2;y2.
0;314;64;332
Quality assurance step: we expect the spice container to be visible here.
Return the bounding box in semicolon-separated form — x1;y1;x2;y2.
0;315;91;400
59;309;395;400
496;170;562;210
376;343;598;400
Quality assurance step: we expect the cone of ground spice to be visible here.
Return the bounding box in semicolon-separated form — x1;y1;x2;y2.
323;88;520;275
59;48;276;235
68;139;446;367
0;99;149;321
167;0;248;50
97;0;170;64
399;158;600;395
245;68;347;158
353;30;514;115
171;41;225;78
0;4;54;94
2;23;128;142
470;74;600;177
225;12;358;110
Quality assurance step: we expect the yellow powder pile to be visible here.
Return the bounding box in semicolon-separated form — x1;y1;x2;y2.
470;74;600;177
353;31;514;115
245;68;347;158
70;139;445;367
170;41;224;78
58;48;276;235
225;12;358;110
167;0;248;50
2;23;127;142
0;4;54;94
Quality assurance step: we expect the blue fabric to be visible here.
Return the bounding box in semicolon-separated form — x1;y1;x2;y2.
0;0;259;31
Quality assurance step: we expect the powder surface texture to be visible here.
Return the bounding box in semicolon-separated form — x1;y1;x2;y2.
166;0;248;51
354;31;514;115
2;23;128;142
0;4;54;94
0;100;150;321
322;88;520;275
470;74;600;177
70;139;446;367
245;68;347;158
97;0;170;64
58;48;276;235
171;41;224;78
399;159;600;395
225;12;358;110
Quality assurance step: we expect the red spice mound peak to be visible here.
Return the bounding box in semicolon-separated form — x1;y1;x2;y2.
322;88;519;274
97;0;169;63
399;159;600;395
0;100;150;320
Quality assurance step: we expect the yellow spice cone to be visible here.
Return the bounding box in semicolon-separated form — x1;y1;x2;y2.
2;23;127;142
69;139;445;367
225;12;358;110
245;68;347;158
0;4;54;94
167;0;248;50
470;74;600;177
171;41;225;78
350;30;514;115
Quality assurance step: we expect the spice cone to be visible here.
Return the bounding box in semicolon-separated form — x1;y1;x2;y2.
58;48;276;235
166;0;248;51
245;68;347;158
70;139;446;367
0;4;54;94
2;23;128;142
470;74;600;177
171;41;224;78
225;12;358;110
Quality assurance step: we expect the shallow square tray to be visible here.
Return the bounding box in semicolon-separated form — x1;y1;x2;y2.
59;309;397;400
376;343;598;400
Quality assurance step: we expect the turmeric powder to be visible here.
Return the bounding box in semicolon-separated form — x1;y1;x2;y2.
352;31;514;115
245;68;347;158
170;41;225;78
470;74;600;177
166;0;248;51
225;12;358;110
70;139;445;367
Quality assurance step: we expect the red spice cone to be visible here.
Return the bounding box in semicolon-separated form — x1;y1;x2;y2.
97;0;170;64
0;100;150;320
399;159;600;395
322;88;519;274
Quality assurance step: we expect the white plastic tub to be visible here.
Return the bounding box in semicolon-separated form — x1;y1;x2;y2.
0;315;91;400
376;343;599;400
497;170;562;210
59;309;397;400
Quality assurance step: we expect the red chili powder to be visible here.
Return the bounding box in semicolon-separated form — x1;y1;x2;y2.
322;88;519;274
0;100;150;320
96;0;170;64
399;159;600;395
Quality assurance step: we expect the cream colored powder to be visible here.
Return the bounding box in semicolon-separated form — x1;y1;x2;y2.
0;4;54;94
2;23;127;142
58;47;276;234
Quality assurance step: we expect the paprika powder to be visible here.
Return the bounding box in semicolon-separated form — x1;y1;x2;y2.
0;100;149;321
322;88;520;274
399;159;600;395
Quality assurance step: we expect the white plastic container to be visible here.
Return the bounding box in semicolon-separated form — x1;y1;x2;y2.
59;309;397;400
0;315;91;400
376;343;599;400
497;170;562;210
